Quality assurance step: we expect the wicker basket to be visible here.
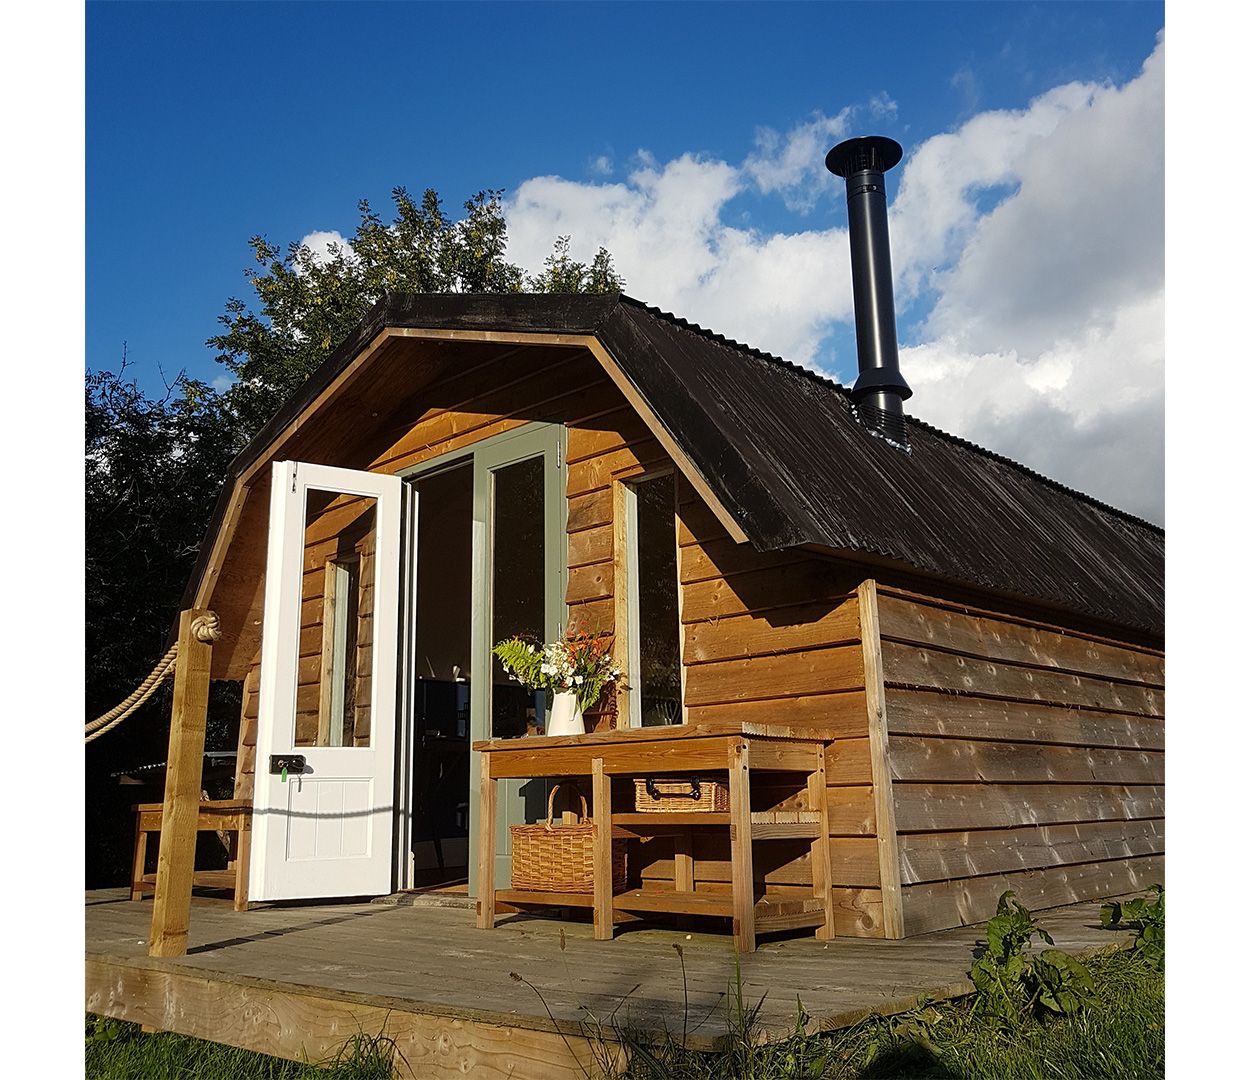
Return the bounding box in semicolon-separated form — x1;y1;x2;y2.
633;775;730;813
510;783;627;893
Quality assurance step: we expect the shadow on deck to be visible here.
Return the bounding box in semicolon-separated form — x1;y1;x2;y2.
86;888;1135;1079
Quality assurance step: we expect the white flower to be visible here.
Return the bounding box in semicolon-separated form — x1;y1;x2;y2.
574;675;583;685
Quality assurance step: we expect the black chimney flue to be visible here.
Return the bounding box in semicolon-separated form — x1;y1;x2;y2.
826;135;911;445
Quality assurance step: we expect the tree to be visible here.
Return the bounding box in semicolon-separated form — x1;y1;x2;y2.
210;187;622;438
86;361;242;885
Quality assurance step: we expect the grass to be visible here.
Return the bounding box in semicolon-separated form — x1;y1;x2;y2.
84;1015;397;1079
85;949;1162;1079
602;947;1163;1080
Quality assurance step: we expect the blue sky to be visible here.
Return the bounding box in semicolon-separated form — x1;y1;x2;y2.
86;1;1164;520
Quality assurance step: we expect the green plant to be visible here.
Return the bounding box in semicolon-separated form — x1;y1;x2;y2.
493;635;546;689
969;890;1097;1023
1102;883;1164;971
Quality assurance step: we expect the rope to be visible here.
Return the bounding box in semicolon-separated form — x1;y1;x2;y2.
85;612;222;744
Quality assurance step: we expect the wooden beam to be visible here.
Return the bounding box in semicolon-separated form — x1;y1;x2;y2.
857;581;905;940
149;608;216;957
727;738;756;953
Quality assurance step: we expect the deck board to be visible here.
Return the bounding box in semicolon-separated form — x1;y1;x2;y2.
86;887;1140;1075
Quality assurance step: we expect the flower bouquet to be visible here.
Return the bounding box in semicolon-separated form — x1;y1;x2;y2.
493;628;620;736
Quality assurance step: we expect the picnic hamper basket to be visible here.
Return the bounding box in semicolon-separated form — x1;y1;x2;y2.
633;775;730;813
510;783;627;892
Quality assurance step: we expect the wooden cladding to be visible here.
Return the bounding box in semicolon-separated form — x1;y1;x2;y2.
873;587;1164;936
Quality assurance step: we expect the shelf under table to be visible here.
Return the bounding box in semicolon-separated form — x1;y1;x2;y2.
495;887;826;930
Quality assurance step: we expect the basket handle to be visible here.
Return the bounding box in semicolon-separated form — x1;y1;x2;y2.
644;777;703;802
545;782;590;829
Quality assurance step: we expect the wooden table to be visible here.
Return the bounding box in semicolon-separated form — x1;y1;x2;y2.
473;724;835;952
131;799;252;912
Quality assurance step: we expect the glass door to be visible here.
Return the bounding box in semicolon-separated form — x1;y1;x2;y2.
398;424;565;895
471;425;565;892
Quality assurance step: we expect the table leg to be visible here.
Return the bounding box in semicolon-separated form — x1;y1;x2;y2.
674;827;694;893
233;823;251;912
476;752;497;929
808;749;835;940
131;817;148;902
592;757;614;941
728;738;756;953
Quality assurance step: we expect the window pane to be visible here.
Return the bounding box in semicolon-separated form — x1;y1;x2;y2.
635;474;683;726
296;489;376;747
490;456;546;738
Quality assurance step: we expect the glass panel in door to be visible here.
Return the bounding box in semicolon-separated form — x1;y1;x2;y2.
408;463;473;889
298;489;377;749
490;455;548;737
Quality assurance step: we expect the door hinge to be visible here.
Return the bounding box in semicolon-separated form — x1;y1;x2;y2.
291;462;298;492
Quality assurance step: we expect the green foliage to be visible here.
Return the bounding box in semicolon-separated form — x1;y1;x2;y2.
969;891;1097;1023
591;948;1161;1079
1102;883;1165;971
493;635;546;689
210;188;623;437
528;235;624;294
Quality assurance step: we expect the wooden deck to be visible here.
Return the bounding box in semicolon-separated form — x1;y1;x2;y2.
87;888;1139;1079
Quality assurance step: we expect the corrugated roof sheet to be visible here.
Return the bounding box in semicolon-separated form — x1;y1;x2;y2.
187;292;1163;638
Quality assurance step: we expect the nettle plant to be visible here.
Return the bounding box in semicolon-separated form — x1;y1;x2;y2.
493;629;620;712
1102;883;1164;971
970;891;1097;1023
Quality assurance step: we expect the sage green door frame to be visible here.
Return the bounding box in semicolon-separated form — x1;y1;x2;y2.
396;422;567;895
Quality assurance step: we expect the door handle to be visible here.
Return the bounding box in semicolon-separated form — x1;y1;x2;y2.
270;754;307;775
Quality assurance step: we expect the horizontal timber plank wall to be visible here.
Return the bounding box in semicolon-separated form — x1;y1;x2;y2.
872;581;1165;936
228;337;891;935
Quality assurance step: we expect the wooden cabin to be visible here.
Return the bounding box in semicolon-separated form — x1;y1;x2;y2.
160;291;1161;951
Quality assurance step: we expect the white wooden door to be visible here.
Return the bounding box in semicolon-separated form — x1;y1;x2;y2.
250;461;404;901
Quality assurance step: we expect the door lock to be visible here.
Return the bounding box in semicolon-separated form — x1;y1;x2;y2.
270;754;307;776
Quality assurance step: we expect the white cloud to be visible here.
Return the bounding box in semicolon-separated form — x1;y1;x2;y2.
868;93;899;120
502;43;1164;522
297;229;353;266
742;110;851;211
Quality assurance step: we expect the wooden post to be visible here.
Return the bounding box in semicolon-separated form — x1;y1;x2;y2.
476;751;497;929
857;580;905;939
592;757;614;941
808;748;836;940
148;609;215;958
727;738;756;953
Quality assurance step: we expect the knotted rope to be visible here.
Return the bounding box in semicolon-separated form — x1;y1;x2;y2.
85;612;222;744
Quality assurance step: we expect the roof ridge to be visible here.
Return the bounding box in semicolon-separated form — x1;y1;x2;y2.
617;293;1162;537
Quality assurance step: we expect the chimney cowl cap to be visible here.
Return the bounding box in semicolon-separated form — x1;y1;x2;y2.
825;136;903;178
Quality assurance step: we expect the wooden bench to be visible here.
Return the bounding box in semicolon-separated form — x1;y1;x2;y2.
131;799;252;912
